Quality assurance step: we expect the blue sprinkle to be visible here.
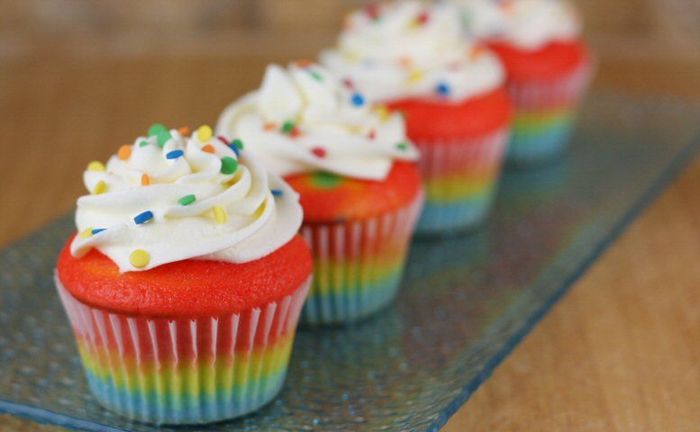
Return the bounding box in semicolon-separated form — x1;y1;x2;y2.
271;189;283;197
165;150;184;160
91;228;106;235
436;82;451;97
134;210;154;225
229;143;240;157
350;92;365;107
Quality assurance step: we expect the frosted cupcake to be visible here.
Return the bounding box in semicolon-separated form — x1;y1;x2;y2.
55;125;312;424
455;0;594;164
321;0;511;234
217;62;423;325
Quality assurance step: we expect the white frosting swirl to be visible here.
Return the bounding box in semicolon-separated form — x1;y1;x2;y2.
319;0;504;103
70;127;303;272
216;62;418;181
454;0;581;50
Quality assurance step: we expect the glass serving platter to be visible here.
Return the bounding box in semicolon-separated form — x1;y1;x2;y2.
1;92;699;432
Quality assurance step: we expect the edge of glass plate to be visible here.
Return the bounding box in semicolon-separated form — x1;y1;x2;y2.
426;128;700;432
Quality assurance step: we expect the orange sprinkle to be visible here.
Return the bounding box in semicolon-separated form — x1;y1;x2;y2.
141;174;151;186
201;144;215;154
295;59;314;68
178;126;191;136
470;45;484;61
399;56;413;69
118;145;132;161
264;122;277;131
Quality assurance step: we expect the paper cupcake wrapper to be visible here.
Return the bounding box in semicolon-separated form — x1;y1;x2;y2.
506;58;594;165
55;275;310;425
300;190;423;325
413;127;509;234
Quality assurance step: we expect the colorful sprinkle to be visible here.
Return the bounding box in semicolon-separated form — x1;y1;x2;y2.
178;194;196;206
216;136;229;146
178;126;191;136
141;174;151;186
308;69;323;82
118;145;132;161
196;125;213;142
290;127;302;138
399;56;413;69
231;138;244;150
342;78;355;89
212;205;227;224
281;121;296;134
375;105;391;122
264;122;277;131
91;228;106;235
138;140;149;147
79;228;93;239
295;59;314;68
134;210;154;225
350;92;365;107
271;189;283;197
148;123;172;147
408;69;424;84
129;249;150;268
396;142;409;151
364;4;380;20
436;82;451;97
93;181;107;195
87;161;105;172
416;11;430;25
311;147;327;158
148;123;167;137
310;172;344;189
201;144;215;154
470;45;484;61
368;129;376;140
220;157;238;175
166;150;184;160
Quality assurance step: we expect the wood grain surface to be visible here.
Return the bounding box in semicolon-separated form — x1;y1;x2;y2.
1;0;700;430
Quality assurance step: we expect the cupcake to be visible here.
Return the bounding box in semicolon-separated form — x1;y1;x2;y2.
55;125;312;424
321;0;511;234
217;62;423;325
455;0;594;165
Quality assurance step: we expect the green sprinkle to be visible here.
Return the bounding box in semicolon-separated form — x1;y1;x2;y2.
156;130;172;148
308;70;323;82
396;142;409;151
280;121;295;134
220;157;238;175
148;123;167;137
231;138;244;150
178;194;196;206
311;172;343;189
139;140;149;147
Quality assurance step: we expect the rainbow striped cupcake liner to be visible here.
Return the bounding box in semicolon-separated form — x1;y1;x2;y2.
300;191;423;325
55;275;310;425
414;127;509;234
507;59;594;166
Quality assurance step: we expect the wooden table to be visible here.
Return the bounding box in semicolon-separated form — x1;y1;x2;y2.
2;1;700;430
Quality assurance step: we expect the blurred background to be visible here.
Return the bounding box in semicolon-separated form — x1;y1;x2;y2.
1;1;700;430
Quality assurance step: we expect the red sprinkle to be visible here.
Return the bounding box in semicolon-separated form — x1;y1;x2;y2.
368;130;376;140
311;147;326;158
342;78;355;89
290;127;302;138
364;4;380;20
416;11;430;25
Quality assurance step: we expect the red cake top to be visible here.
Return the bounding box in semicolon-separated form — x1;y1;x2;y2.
285;161;422;223
387;87;512;142
488;40;590;82
57;234;312;317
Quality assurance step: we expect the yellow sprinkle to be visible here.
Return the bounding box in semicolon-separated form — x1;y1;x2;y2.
407;69;424;84
375;105;391;122
129;249;150;268
79;227;93;239
93;180;107;195
196;125;213;142
212;205;227;224
87;161;105;172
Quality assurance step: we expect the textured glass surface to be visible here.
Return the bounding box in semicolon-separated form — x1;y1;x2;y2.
1;93;699;432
